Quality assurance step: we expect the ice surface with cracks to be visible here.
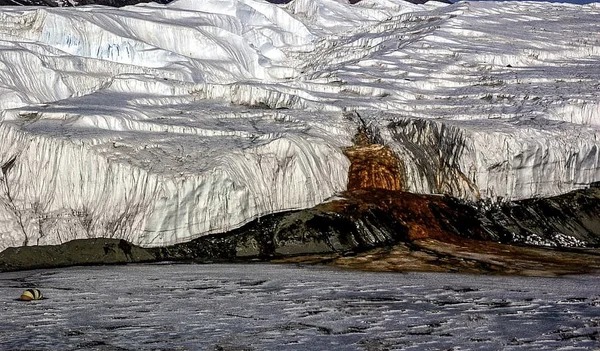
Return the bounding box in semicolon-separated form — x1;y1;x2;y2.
1;264;600;350
0;0;599;250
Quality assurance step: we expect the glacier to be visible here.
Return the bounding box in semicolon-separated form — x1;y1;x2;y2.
0;0;599;251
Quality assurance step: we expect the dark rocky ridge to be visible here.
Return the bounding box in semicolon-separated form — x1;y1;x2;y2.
0;238;155;272
480;187;600;247
1;187;599;275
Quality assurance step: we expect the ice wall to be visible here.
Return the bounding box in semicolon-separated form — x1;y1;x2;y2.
382;117;600;200
0;0;599;249
0;106;352;250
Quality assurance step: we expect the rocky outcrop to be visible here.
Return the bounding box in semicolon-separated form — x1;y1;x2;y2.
2;187;599;275
0;238;155;272
480;187;600;247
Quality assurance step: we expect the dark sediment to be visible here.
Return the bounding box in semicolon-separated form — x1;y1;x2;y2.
479;188;600;247
0;238;155;272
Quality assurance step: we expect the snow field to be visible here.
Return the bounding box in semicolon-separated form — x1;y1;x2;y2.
0;264;599;350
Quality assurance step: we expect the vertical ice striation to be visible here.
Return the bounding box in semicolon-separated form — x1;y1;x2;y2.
383;117;600;200
0;112;352;250
141;134;351;247
0;123;158;249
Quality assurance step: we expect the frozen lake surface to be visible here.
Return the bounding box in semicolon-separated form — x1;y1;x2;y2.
0;264;599;350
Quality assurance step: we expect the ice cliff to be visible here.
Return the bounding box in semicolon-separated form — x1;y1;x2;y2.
0;0;599;250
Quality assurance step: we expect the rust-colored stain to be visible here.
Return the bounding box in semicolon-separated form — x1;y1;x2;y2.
276;131;600;276
330;238;600;277
342;131;481;242
335;189;480;243
295;189;600;276
306;133;600;275
344;131;405;191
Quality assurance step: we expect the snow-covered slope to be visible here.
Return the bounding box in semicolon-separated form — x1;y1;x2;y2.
0;0;172;6
0;0;599;250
